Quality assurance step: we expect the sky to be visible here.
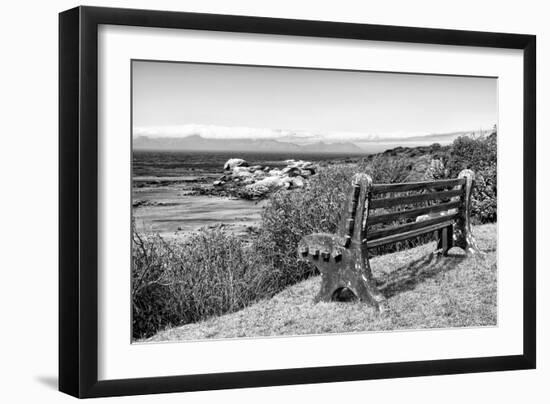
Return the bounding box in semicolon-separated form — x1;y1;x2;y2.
132;60;497;146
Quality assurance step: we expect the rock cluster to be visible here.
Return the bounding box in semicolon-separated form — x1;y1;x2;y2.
215;158;317;198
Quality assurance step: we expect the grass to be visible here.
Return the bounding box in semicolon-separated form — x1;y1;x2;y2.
143;223;497;342
132;229;272;339
133;135;498;338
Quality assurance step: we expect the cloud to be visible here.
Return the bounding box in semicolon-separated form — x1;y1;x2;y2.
134;124;381;144
133;123;490;145
134;124;288;140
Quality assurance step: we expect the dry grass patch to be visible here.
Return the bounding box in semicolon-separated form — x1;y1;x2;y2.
144;224;497;342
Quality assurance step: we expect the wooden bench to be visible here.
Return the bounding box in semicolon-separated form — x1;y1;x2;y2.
297;169;480;311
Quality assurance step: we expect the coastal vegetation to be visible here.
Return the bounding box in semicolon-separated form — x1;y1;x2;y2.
132;132;497;339
147;224;497;341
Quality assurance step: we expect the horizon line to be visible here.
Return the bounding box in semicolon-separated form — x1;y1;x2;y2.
133;124;496;145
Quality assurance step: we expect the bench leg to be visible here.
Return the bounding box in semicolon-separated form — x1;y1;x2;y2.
441;226;451;255
454;221;481;255
454;169;482;255
311;247;385;312
436;225;454;255
314;272;340;303
352;254;386;311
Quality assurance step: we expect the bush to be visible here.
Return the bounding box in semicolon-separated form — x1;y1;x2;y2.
447;133;497;223
470;165;497;223
447;133;497;174
253;165;355;286
368;155;412;183
133;162;412;338
254;159;421;277
132;229;271;339
133;133;498;338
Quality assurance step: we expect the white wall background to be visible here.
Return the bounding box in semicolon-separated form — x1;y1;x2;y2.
0;0;546;402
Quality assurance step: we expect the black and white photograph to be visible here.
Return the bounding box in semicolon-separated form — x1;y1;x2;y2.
1;0;544;401
131;60;498;342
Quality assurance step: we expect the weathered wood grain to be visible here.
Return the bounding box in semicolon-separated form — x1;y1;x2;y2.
368;200;462;225
370;188;463;209
368;213;458;240
453;169;482;254
298;170;478;311
366;220;455;248
371;178;466;194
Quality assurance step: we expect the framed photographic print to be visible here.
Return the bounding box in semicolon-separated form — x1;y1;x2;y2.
59;6;536;398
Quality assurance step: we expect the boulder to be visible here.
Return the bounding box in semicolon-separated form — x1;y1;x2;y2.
244;176;284;197
257;176;284;188
287;159;312;168
217;157;318;198
232;172;254;181
233;166;252;174
232;167;255;180
291;176;304;188
280;176;293;189
253;170;266;179
281;166;301;177
224;158;249;171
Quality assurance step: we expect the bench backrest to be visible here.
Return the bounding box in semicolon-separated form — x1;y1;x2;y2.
338;170;475;249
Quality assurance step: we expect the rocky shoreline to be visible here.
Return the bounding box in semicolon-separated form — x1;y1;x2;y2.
189;158;318;200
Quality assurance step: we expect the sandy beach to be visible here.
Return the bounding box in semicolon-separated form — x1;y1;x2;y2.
133;177;266;240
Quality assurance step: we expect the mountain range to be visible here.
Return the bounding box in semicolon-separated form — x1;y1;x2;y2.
133;134;364;154
133;128;494;154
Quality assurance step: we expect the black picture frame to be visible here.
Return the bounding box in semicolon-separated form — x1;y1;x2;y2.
59;5;536;398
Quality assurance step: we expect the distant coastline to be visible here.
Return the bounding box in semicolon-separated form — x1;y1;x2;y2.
132;128;494;154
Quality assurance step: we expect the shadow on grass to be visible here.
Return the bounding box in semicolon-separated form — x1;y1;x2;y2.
375;251;466;298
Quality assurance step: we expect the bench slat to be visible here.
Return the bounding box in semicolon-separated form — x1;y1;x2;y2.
366;220;454;249
368;213;459;240
368;200;462;225
371;178;465;194
370;188;464;209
